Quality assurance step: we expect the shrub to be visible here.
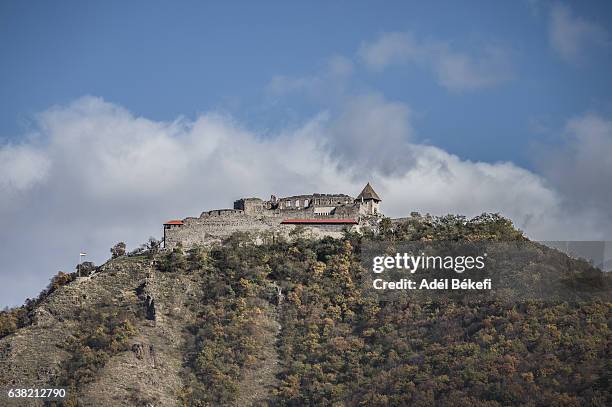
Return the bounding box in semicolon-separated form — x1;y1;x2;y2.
77;261;96;277
0;310;18;338
110;242;127;258
143;237;161;259
48;271;75;292
158;245;187;272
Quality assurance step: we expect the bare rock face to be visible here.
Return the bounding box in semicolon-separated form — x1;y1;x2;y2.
132;343;144;360
145;295;156;321
31;307;56;327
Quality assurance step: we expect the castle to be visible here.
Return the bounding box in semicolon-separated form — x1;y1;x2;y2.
163;183;382;248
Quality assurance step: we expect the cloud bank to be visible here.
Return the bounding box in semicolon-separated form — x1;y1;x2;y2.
1;96;611;307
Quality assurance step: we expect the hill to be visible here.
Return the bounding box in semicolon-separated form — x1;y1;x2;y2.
0;213;610;406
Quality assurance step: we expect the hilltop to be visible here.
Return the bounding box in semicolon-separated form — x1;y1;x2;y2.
0;213;610;406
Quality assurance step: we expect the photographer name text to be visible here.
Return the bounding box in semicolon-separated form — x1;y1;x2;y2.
373;278;492;290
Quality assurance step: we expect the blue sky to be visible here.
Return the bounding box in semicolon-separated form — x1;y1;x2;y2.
1;1;612;306
2;1;611;167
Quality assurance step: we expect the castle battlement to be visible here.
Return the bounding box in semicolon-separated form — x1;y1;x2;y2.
163;183;382;248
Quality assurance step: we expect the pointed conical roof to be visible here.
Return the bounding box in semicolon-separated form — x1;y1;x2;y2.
356;183;381;201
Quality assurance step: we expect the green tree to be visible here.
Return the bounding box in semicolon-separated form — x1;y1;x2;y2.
110;242;126;258
144;237;161;259
77;261;96;277
159;245;187;272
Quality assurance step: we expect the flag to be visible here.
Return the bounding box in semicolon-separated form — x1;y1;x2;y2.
79;252;87;256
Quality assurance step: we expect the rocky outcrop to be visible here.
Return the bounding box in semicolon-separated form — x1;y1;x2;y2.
0;257;202;406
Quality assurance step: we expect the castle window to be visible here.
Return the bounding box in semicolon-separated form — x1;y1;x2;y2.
295;199;299;207
286;201;291;207
304;199;309;207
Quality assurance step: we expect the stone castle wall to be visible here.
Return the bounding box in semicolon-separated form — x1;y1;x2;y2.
165;186;381;249
164;208;361;249
276;194;353;210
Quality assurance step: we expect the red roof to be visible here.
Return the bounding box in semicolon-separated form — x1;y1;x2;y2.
164;220;184;225
281;218;358;225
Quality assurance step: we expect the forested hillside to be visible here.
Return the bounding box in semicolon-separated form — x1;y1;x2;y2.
0;214;610;406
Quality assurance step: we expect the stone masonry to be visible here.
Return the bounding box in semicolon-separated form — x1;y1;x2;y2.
163;183;382;248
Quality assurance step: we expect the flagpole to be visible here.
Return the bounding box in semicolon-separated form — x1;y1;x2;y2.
79;251;86;277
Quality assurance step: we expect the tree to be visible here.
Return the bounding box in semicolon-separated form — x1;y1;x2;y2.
289;225;307;240
0;311;18;338
187;246;208;271
144;237;161;259
379;216;393;238
48;271;74;292
110;242;126;258
77;261;96;277
159;245;187;272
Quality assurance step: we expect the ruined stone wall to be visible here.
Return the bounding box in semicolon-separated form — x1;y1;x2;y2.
277;194;354;210
333;203;361;218
166;189;380;247
164;210;277;248
277;194;315;209
233;198;266;214
164;207;363;249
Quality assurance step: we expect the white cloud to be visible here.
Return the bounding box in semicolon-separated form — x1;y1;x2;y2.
1;97;611;307
358;32;513;91
327;55;354;77
267;55;353;97
538;113;612;218
325;93;416;176
433;46;512;91
0;144;49;196
357;32;422;71
549;3;609;63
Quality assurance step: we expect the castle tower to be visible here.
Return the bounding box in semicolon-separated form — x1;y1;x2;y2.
356;182;382;215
